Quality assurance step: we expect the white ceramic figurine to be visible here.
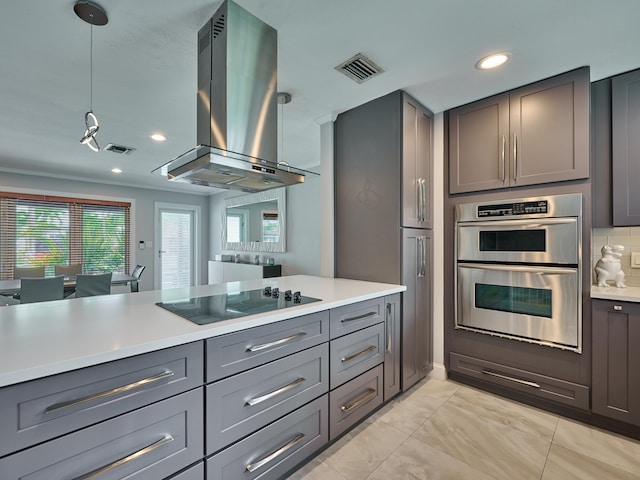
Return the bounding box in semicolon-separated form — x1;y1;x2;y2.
595;244;627;288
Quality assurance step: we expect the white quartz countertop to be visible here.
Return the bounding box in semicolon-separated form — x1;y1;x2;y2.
0;275;405;388
591;285;640;302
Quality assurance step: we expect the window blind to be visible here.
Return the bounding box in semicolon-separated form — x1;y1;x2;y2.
0;192;131;280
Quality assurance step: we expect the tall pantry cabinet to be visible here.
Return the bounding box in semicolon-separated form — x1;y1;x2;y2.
334;90;433;392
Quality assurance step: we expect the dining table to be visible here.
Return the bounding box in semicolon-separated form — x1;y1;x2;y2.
0;273;138;296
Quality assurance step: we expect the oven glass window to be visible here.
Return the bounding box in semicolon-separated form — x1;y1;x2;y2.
475;283;552;318
479;230;546;252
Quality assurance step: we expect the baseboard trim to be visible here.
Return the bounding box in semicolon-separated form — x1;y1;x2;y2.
427;363;447;380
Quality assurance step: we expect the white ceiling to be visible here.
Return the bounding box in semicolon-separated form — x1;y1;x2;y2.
2;0;640;195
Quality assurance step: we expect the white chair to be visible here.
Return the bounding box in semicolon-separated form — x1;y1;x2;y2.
75;273;112;298
14;266;45;279
20;276;64;304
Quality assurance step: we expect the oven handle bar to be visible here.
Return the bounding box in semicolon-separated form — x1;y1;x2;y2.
457;217;576;228
458;263;577;275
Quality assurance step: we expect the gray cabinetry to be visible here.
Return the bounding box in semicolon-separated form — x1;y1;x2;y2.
0;342;203;458
207;395;328;480
329;323;384;389
612;69;640;225
206;311;329;382
592;300;640;426
335;90;433;395
329;297;384;339
0;388;204;480
402;229;432;390
449;67;590;194
329;364;383;440
206;343;329;454
383;293;401;401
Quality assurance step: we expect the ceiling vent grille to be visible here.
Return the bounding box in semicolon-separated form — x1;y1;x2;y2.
335;53;383;84
104;143;135;155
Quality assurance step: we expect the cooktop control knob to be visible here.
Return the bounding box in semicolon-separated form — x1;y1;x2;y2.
263;286;272;295
284;289;292;301
271;287;280;298
293;291;301;303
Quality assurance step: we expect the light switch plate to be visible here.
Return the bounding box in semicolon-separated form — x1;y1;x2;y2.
632;252;640;269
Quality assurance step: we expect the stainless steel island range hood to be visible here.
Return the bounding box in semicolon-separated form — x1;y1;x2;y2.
155;0;308;192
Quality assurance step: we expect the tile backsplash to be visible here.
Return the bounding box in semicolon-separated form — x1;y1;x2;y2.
592;227;640;287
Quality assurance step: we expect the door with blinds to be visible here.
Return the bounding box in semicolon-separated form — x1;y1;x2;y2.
155;204;199;289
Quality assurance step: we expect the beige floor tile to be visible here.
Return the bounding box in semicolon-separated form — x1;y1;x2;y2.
541;444;640;480
553;418;640;476
287;457;349;480
366;436;496;480
413;402;549;480
447;384;559;441
410;377;461;400
372;388;447;435
322;418;409;480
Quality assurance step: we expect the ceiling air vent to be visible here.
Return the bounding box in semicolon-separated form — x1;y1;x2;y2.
335;53;383;84
104;143;135;155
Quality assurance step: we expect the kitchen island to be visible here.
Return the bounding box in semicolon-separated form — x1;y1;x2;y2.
0;275;405;479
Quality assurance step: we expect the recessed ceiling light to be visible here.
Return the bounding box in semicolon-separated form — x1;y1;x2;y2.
476;52;511;70
112;167;122;174
151;133;167;142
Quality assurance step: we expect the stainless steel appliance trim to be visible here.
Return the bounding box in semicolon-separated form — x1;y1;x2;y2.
455;193;583;222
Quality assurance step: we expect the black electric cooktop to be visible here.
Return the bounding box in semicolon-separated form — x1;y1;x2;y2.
156;287;321;325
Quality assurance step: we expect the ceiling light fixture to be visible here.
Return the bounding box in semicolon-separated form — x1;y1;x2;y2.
476;52;511;70
74;1;108;152
151;133;167;142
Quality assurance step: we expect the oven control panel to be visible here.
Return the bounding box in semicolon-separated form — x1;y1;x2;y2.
477;200;548;217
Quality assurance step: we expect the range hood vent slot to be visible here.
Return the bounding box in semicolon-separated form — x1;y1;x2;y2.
212;14;226;39
335;53;383;84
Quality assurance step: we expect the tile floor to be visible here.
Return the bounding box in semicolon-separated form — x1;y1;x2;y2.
288;378;640;480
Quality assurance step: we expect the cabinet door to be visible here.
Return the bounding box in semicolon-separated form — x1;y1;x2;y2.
402;95;433;228
449;93;510;194
592;300;640;426
401;229;432;390
510;67;590;187
612;68;640;225
383;293;401;401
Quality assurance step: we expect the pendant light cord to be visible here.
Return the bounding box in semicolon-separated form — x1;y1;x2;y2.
90;24;93;112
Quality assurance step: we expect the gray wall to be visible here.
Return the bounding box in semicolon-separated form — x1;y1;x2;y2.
0;172;210;291
209;170;321;277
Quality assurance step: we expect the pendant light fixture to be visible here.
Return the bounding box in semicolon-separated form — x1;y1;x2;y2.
74;1;108;152
277;92;292;167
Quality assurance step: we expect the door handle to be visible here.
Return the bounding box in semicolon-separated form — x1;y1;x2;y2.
512;133;518;182
500;135;506;182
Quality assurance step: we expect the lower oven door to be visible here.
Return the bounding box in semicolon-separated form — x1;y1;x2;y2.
456;263;580;351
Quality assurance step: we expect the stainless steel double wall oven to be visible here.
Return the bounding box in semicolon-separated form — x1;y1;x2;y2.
455;193;582;352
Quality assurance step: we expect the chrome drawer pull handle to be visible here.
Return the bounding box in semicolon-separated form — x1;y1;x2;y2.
245;432;305;473
72;433;174;480
246;332;307;352
341;311;376;323
341;388;377;413
341;345;377;363
45;369;175;415
482;370;541;389
245;377;306;406
613;305;623;311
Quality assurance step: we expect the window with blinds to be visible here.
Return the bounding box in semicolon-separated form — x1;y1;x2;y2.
0;192;131;280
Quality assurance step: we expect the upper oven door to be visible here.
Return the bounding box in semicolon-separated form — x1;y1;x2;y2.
457;218;578;265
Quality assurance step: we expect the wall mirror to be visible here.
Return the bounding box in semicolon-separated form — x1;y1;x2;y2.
222;188;286;253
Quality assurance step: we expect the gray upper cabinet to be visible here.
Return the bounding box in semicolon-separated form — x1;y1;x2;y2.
612;69;640;225
402;96;433;229
449;67;590;194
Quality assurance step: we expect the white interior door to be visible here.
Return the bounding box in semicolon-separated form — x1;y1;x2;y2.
155;204;199;289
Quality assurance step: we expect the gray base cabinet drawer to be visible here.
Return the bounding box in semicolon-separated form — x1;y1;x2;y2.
167;461;205;479
206;311;329;382
330;297;384;339
330;323;384;389
0;341;204;457
0;388;204;480
206;343;329;454
449;352;590;410
330;364;383;441
207;395;328;480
